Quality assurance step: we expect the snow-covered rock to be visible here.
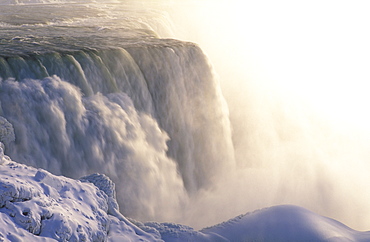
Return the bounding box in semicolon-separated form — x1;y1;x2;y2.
0;146;159;241
0;163;108;241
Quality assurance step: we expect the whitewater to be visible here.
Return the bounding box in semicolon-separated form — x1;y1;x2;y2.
0;0;235;224
0;0;370;241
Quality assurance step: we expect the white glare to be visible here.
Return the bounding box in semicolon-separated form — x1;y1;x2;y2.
166;0;370;231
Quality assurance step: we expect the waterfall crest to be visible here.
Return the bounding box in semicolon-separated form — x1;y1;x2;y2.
0;39;234;221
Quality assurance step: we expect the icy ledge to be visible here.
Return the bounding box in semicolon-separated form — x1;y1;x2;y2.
0;144;369;241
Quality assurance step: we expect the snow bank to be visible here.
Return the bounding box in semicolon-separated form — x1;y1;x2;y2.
202;205;370;242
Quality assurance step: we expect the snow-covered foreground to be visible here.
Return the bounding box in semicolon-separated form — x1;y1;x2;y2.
0;145;369;242
0;144;158;242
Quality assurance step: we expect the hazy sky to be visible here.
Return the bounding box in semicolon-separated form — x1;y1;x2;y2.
165;0;370;231
169;0;370;129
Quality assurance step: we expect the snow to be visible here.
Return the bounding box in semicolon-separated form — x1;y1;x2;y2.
0;142;369;241
0;117;15;146
202;205;370;242
0;144;158;241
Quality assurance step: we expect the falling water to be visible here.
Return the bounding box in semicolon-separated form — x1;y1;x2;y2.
1;0;370;232
0;0;234;224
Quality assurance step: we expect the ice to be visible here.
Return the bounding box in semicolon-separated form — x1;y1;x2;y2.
0;116;15;147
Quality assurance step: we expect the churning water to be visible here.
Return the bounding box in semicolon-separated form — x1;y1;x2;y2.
0;0;234;224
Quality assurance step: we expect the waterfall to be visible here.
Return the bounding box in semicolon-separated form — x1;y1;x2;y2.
0;3;234;221
4;0;370;232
